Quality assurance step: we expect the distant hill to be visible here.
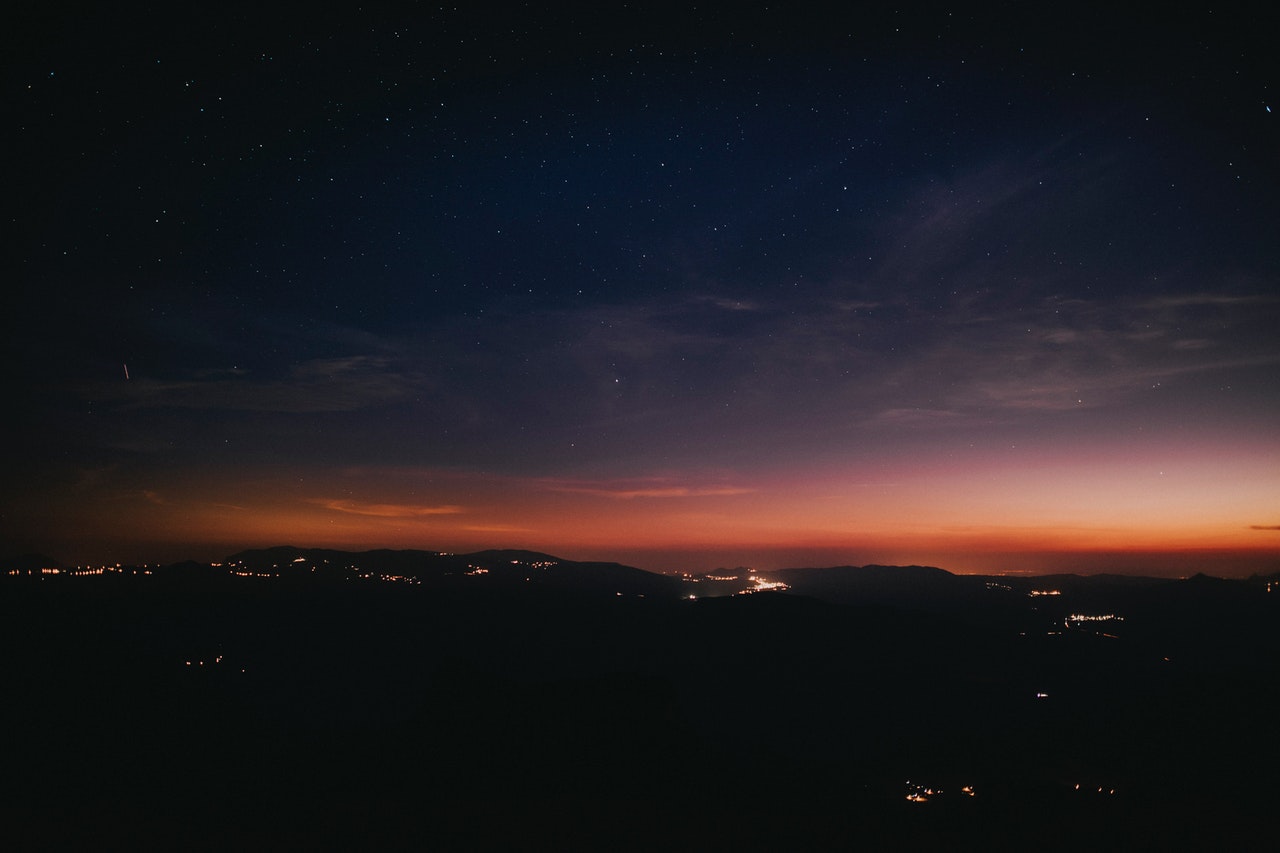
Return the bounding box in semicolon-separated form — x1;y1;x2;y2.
984;572;1169;592
765;563;994;612
5;543;1280;847
220;546;685;599
0;553;64;575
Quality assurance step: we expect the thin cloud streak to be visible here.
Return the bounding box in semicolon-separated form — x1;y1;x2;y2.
543;482;757;499
312;499;466;518
89;356;422;413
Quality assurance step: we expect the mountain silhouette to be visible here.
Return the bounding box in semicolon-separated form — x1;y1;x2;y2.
4;544;1280;848
221;546;685;598
1;553;64;574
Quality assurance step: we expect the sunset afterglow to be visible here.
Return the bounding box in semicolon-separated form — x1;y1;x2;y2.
3;5;1276;577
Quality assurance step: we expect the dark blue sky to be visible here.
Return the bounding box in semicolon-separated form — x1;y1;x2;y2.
4;4;1277;573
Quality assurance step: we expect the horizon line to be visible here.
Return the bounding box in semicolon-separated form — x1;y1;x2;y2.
5;541;1279;581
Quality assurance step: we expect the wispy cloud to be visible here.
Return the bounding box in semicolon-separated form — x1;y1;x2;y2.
1249;525;1280;531
856;288;1280;422
392;278;1279;457
692;295;764;312
539;477;755;499
1145;293;1280;310
93;355;421;413
870;407;971;427
311;499;465;518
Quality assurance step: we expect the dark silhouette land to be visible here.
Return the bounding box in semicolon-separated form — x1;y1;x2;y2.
4;548;1278;848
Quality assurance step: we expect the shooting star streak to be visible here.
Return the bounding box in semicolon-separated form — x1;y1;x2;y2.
124;363;130;380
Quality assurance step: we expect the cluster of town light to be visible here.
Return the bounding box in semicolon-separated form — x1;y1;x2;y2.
904;781;976;803
8;564;146;576
1074;783;1116;795
737;575;790;594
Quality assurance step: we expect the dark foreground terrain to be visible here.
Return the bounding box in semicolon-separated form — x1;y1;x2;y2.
3;549;1279;849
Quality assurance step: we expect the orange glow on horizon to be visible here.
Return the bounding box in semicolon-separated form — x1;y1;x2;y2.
26;445;1278;577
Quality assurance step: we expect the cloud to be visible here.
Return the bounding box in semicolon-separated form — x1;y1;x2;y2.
692;295;764;312
402;278;1279;461
93;355;422;413
859;289;1280;422
539;477;755;499
870;407;971;427
1249;525;1280;531
324;466;756;503
1145;294;1280;310
311;499;465;518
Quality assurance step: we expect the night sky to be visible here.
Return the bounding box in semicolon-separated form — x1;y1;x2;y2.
4;4;1277;575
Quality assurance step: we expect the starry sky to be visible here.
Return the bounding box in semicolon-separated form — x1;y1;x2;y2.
4;4;1277;575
